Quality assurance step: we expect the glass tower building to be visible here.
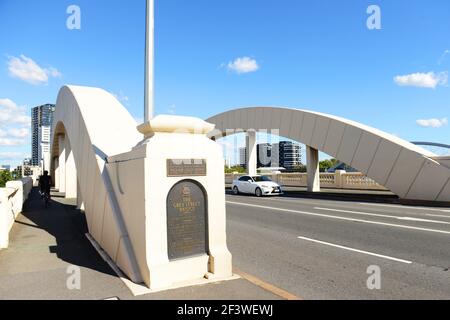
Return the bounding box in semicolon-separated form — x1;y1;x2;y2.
31;104;55;170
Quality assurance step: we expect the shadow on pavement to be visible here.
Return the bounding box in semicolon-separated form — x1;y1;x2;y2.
20;188;116;277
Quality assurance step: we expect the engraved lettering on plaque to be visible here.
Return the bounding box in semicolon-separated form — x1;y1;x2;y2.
167;159;207;177
167;180;208;260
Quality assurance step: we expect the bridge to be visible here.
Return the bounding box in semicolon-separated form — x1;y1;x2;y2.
1;85;450;299
207;107;450;203
45;86;450;288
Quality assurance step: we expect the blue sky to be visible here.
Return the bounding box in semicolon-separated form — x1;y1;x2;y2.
0;0;449;167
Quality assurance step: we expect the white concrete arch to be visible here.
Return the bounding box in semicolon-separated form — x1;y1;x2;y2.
207;107;450;203
50;85;234;289
51;85;144;283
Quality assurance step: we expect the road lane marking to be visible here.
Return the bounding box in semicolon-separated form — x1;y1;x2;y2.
315;207;450;225
359;202;450;212
234;268;301;300
297;236;412;264
226;194;450;213
226;201;450;235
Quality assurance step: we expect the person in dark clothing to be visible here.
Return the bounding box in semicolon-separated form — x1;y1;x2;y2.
39;171;52;200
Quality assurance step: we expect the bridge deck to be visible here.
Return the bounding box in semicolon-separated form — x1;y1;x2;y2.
0;188;280;300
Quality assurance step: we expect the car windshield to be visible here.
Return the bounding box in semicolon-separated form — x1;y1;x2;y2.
252;176;272;182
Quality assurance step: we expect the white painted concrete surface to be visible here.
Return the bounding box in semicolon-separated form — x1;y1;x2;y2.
0;178;33;249
207;107;450;203
51;86;233;289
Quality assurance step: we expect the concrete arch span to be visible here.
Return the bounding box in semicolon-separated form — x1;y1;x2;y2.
51;85;144;283
50;85;234;289
207;107;450;203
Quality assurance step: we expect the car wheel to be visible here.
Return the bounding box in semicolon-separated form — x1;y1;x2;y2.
233;186;239;195
255;188;262;197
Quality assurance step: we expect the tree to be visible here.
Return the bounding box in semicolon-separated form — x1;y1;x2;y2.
319;159;338;172
225;166;246;174
0;170;12;187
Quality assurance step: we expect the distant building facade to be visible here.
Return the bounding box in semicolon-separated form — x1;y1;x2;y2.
239;147;247;169
31;104;55;171
239;141;302;171
271;141;302;171
257;143;272;168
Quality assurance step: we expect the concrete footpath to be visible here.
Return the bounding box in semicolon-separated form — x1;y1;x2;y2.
0;188;282;300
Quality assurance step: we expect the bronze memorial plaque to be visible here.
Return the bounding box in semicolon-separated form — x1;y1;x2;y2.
167;180;208;260
167;159;207;177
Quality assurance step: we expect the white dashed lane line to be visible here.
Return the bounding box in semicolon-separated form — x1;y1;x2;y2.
314;207;450;225
297;236;412;264
226;201;450;235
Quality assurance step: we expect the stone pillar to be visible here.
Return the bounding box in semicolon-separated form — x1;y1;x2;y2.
246;130;257;176
65;138;77;198
58;135;66;193
306;145;320;192
335;170;346;189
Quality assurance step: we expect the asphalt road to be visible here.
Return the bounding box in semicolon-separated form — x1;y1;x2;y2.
226;193;450;299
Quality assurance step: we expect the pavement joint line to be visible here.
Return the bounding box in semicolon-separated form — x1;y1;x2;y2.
427;214;450;219
234;268;301;300
253;196;450;220
359;202;450;212
314;207;450;225
226;201;450;235
297;236;413;264
85;233;241;297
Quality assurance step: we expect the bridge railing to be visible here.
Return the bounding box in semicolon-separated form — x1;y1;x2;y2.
0;177;33;249
225;171;388;191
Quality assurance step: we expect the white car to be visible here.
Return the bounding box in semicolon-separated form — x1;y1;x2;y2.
232;175;283;197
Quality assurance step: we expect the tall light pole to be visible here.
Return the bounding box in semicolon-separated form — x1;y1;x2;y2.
144;0;154;122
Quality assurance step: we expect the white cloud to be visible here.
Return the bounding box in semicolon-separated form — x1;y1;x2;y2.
0;98;17;109
0;98;30;146
227;57;259;74
0;138;26;146
0;152;27;160
8;128;29;138
416;118;448;128
394;72;448;89
0;98;31;125
7;55;62;85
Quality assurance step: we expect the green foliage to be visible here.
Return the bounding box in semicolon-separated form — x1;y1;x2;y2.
225;166;246;174
0;170;13;187
319;158;339;172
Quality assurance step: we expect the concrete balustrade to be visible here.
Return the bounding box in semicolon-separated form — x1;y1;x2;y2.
225;171;388;191
0;177;33;249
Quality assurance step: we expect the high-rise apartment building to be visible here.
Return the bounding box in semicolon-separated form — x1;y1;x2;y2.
271;141;302;171
257;143;272;168
31;104;55;171
239;147;247;168
239;141;302;171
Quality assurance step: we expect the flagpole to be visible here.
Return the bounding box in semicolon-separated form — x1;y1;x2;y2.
144;0;154;122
